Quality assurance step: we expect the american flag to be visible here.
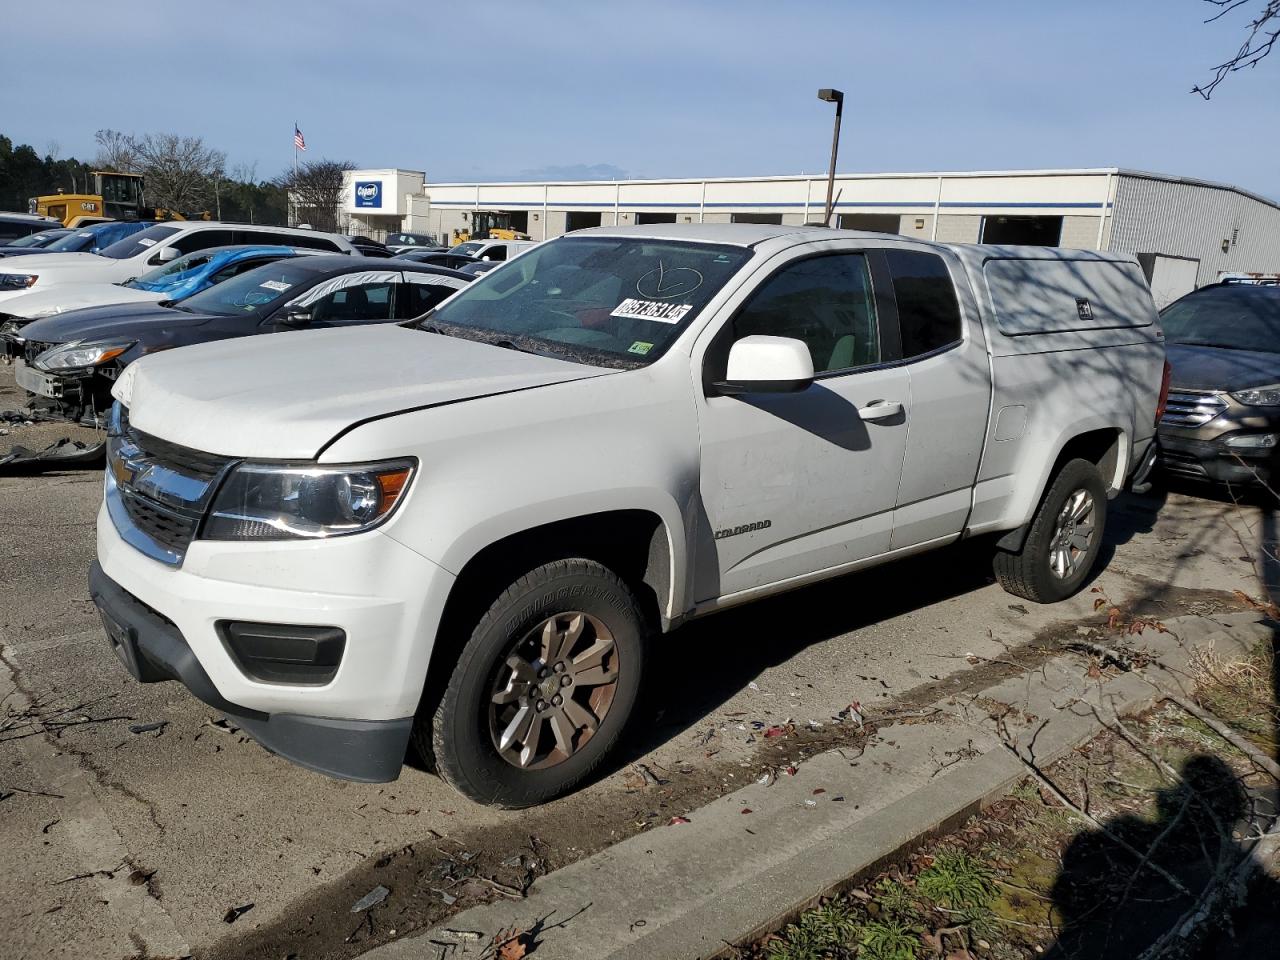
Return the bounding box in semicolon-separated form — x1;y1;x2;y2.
294;126;306;151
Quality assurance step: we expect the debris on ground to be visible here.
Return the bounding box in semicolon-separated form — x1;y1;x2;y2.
0;438;105;473
128;721;168;735
222;902;254;924
351;884;390;913
749;634;1280;960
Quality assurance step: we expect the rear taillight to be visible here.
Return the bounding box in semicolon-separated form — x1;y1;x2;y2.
1155;359;1172;427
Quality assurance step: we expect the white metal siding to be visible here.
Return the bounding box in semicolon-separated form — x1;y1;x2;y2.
1110;174;1280;287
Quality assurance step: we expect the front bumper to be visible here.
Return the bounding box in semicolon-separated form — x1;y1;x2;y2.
1158;432;1273;485
93;500;456;781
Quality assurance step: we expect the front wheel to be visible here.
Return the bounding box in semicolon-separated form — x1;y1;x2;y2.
418;558;647;807
994;458;1108;603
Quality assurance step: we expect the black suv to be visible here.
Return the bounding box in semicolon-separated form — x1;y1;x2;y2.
1157;281;1280;486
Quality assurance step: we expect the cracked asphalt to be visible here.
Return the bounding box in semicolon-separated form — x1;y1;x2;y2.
2;360;1275;958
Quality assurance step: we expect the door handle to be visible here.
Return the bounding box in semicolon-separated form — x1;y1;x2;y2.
857;399;903;422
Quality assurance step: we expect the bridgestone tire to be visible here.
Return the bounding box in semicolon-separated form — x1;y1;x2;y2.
417;558;647;807
994;459;1108;604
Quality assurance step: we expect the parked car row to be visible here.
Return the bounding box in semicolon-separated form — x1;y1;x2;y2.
0;220;475;430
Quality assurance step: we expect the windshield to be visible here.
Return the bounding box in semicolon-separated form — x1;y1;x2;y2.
44;230;98;252
96;224;180;260
449;241;484;256
8;231;62;248
423;236;752;366
176;260;318;317
126;251;217;291
1160;285;1280;353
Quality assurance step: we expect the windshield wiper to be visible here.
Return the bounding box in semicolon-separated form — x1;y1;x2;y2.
1174;339;1266;352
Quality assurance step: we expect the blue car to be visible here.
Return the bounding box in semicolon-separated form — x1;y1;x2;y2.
122;245;309;302
34;220;157;256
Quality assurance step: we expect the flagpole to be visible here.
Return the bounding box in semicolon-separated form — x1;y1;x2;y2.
293;121;298;177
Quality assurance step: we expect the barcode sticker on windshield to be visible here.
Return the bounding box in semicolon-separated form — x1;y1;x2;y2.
610;298;693;324
137;238;157;247
259;280;291;292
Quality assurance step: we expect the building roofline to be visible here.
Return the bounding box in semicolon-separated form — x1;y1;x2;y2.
426;167;1124;188
423;165;1278;211
1113;167;1280;212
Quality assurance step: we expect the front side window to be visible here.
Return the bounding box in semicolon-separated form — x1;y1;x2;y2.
97;224;180;259
886;250;962;358
289;274;399;324
171;229;237;256
425;236;751;366
730;253;881;374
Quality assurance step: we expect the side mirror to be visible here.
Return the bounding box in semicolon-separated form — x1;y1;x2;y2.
153;246;180;264
279;306;312;326
712;335;815;395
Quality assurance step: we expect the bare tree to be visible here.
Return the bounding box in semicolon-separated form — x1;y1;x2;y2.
128;133;226;214
275;159;355;233
93;129;137;172
1194;0;1280;98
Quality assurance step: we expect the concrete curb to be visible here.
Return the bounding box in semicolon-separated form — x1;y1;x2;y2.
359;612;1271;960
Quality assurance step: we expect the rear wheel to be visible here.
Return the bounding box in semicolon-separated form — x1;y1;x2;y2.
994;458;1107;603
418;558;646;807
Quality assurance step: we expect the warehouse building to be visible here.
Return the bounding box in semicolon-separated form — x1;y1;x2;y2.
359;166;1280;307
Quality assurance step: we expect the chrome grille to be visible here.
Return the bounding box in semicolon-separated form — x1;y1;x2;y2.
1161;388;1228;428
107;420;236;565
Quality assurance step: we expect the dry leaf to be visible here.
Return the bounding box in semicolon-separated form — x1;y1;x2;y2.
495;927;531;960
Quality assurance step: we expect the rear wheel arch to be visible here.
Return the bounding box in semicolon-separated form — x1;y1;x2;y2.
996;426;1126;553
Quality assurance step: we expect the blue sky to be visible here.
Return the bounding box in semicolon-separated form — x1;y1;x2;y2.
3;0;1276;196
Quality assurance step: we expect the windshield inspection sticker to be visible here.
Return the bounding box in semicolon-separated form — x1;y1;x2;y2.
627;340;654;355
259;279;292;293
610;298;693;324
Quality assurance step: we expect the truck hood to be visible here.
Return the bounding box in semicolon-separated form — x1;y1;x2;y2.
116;325;614;458
20;302;199;344
1165;341;1280;392
0;282;163;320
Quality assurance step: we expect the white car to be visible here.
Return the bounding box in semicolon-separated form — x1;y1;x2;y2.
92;224;1166;806
448;238;537;261
0;222;357;306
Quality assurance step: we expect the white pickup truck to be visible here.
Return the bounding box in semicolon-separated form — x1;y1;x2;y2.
90;224;1167;806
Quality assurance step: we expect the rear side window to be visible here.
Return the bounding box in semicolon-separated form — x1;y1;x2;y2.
402;272;469;318
262;231;340;252
171;229;237;255
886;250;962;358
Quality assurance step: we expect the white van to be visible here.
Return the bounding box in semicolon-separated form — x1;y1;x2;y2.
0;222;357;305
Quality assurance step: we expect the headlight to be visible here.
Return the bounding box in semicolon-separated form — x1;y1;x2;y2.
1231;384;1280;406
33;339;135;371
0;274;37;290
203;459;416;541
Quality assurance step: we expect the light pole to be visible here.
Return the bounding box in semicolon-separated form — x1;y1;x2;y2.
817;88;844;227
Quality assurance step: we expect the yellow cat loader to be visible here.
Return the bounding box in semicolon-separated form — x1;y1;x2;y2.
31;172;209;226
